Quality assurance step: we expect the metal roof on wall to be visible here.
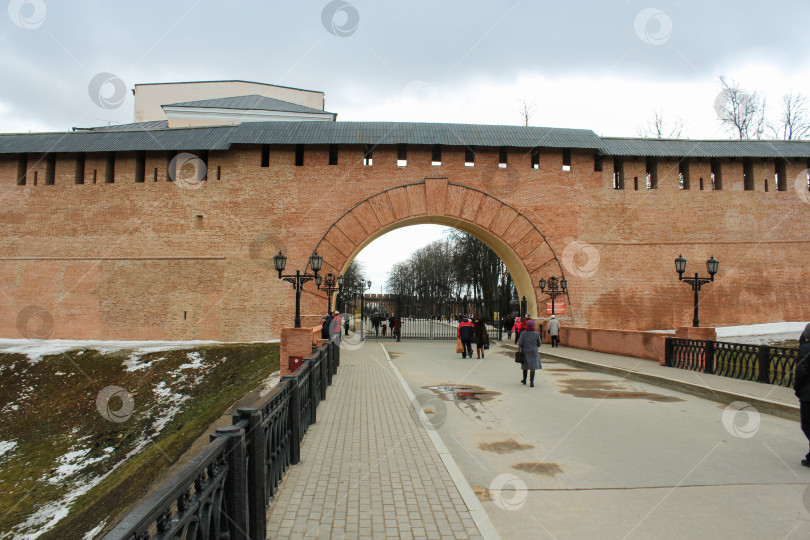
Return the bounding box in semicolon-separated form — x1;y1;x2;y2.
599;137;810;158
1;121;809;158
0;125;237;153
230;122;603;148
164;94;334;115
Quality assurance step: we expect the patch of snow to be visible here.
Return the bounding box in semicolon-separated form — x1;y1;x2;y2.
0;338;224;364
715;321;808;338
178;351;205;370
14;459;116;538
259;370;281;397
150;381;190;436
16;444;116;537
0;439;18;458
48;448;108;484
123;353;158;372
83;519;106;540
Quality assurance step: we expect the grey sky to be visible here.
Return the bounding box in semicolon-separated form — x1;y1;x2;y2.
2;1;810;136
3;1;809;290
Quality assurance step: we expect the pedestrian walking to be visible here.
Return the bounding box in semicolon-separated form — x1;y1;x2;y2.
513;317;523;344
321;313;333;340
548;315;561;348
517;319;542;387
457;317;474;359
344;316;349;336
329;311;341;344
794;323;810;467
474;316;489;359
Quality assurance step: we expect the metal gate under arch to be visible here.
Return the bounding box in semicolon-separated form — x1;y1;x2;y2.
340;286;506;341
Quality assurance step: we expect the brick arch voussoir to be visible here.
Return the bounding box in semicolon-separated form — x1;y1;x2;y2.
314;181;571;315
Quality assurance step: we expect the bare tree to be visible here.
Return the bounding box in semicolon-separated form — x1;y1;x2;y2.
341;259;367;297
518;99;535;127
770;92;810;140
639;108;684;138
716;76;767;139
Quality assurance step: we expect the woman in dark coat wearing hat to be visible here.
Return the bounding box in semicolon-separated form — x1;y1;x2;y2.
795;323;810;466
517;319;542;387
473;316;489;359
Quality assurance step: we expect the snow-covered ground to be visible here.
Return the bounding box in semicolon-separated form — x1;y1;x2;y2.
0;338;280;363
652;322;807;345
1;340;280;539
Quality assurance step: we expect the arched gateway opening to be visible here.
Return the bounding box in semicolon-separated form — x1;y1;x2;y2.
308;178;569;324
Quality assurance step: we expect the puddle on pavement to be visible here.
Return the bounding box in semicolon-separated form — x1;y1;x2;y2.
558;378;684;402
471;486;491;502
512;462;563;477
423;384;501;402
478;438;534;454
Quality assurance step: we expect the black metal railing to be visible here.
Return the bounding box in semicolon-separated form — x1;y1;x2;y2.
104;340;339;540
665;337;799;388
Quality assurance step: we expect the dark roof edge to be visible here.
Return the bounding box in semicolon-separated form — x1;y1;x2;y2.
133;80;324;95
0;123;236;137
601;136;810;144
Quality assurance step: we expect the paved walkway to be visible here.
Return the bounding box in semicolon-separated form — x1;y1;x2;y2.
266;342;488;539
531;345;799;420
386;340;810;540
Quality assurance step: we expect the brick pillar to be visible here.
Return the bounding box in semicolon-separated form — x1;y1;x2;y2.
280;326;320;377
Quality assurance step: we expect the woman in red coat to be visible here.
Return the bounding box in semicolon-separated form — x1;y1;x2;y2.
457;317;475;359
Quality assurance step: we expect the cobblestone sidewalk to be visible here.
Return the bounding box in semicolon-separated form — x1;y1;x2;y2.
266;342;484;539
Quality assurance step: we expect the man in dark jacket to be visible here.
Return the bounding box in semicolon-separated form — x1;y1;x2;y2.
321;314;332;339
794;323;810;467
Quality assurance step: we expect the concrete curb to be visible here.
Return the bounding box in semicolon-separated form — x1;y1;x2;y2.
530;347;800;422
380;343;501;540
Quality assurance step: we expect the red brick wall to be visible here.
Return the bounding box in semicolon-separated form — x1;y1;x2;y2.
1;145;809;341
558;326;668;364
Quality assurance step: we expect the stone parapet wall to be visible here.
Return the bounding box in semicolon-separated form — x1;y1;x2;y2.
0;144;809;340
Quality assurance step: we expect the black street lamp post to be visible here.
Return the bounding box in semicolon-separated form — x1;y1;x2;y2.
393;294;402;342
359;280;371;339
273;251;323;329
538;276;567;316
318;273;344;313
675;254;719;328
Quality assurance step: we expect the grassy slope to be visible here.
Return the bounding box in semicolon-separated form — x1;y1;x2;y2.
0;343;279;539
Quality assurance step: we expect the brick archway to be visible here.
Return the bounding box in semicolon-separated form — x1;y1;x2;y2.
309;178;569;319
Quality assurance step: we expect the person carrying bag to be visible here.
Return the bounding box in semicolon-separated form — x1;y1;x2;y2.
517;319;542;387
473;316;489;359
794;323;810;467
457;317;474;359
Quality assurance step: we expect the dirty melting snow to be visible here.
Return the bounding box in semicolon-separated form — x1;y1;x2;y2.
259;370;281;397
82;519;107;540
0;440;18;459
48;448;107;484
0;338;279;365
16;458;119;539
150;381;191;435
15;444;118;538
12;380;194;538
4;339;280;538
